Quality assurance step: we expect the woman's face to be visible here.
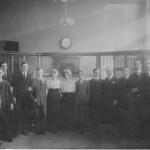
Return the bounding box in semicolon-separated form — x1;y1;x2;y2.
37;69;43;78
65;72;70;79
51;71;57;78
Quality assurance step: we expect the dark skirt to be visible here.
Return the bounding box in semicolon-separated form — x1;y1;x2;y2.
61;93;75;122
47;89;61;125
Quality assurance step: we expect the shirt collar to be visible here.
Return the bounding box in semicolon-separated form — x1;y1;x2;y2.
136;70;142;75
109;74;114;80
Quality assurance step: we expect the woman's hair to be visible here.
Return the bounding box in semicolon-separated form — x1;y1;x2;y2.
50;68;59;77
63;69;72;78
78;70;84;74
93;68;100;73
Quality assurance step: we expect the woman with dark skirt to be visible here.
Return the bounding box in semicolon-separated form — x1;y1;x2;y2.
61;69;76;130
75;71;90;133
47;69;61;133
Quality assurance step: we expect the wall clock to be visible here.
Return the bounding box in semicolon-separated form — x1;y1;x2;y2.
60;37;72;49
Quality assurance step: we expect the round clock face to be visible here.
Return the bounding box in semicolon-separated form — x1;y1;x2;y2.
60;37;72;49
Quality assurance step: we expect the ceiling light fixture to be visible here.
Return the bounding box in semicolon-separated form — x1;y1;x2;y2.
59;0;75;26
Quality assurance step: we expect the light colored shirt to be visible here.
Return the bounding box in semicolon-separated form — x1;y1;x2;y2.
22;71;27;78
109;74;114;80
61;79;76;93
136;70;142;76
47;77;61;89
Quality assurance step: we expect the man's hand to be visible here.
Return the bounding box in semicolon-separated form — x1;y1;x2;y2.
10;103;14;111
27;86;32;91
131;88;138;93
113;100;118;105
35;98;37;103
10;86;13;93
13;97;16;104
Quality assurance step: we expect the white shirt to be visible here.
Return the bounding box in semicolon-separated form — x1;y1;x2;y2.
22;71;27;78
136;70;142;75
125;75;130;80
47;77;61;89
61;79;76;93
109;74;114;80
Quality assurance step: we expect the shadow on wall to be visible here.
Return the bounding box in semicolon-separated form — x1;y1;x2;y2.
122;34;148;50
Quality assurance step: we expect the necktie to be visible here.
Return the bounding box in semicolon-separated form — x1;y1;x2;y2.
23;72;27;79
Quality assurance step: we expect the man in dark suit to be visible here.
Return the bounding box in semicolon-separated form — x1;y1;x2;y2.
0;62;18;138
89;68;104;126
118;68;131;112
0;68;13;142
127;59;145;138
117;68;133;136
103;67;118;124
12;62;32;135
139;59;150;137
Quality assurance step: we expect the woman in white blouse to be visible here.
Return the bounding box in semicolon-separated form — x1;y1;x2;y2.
47;69;61;133
61;69;76;129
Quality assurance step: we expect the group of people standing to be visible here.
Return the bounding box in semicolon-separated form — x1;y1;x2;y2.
1;58;150;144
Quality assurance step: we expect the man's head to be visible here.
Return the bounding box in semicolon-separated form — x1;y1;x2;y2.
78;70;85;80
21;62;28;72
124;68;130;78
146;59;150;71
93;68;100;79
36;68;43;78
135;59;142;71
0;62;8;73
106;67;114;77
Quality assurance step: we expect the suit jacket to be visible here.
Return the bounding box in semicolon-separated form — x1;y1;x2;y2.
129;71;145;96
126;71;146;113
0;79;13;111
12;71;32;101
31;78;47;115
139;72;150;115
117;77;132;110
89;79;103;108
2;72;12;85
103;76;118;105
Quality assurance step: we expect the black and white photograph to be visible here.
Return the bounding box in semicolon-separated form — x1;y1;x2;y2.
0;0;150;149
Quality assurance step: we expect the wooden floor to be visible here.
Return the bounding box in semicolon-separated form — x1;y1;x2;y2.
1;124;150;149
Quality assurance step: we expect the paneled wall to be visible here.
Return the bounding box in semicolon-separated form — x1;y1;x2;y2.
1;50;150;79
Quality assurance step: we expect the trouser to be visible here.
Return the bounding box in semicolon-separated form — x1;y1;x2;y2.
0;109;11;139
36;105;45;131
9;104;19;135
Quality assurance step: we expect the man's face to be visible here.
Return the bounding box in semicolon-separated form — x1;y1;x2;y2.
37;69;43;77
79;72;84;80
1;63;8;72
135;60;142;71
22;63;28;72
124;68;130;77
146;60;150;71
106;69;113;77
93;71;100;78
